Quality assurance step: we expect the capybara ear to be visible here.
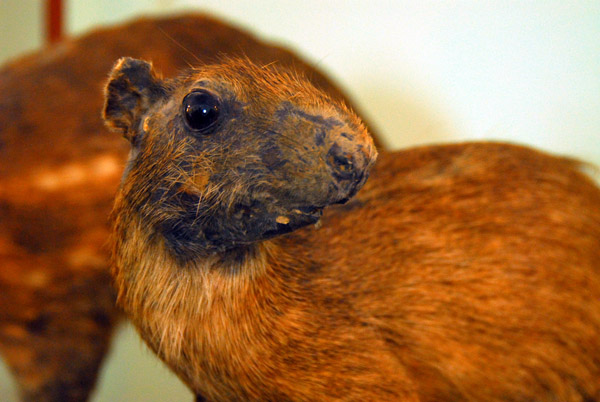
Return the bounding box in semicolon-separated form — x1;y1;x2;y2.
103;57;166;142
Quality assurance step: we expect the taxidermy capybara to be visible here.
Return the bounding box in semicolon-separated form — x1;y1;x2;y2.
105;55;600;401
0;14;377;401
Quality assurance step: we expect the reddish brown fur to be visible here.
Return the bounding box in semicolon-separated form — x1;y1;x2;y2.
0;14;377;401
106;57;600;401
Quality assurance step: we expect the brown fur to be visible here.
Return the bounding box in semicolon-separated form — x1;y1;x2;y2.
0;14;378;401
106;57;600;401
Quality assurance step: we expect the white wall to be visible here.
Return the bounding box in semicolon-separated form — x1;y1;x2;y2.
1;2;599;401
0;0;43;64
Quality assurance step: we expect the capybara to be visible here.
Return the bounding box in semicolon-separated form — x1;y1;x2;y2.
105;56;600;401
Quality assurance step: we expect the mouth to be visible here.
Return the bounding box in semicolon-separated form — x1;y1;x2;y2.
293;205;323;216
263;205;324;238
292;205;324;227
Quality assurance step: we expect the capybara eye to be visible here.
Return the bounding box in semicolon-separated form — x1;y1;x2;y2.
182;90;220;133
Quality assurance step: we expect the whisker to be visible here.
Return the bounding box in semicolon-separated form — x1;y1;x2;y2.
157;26;201;65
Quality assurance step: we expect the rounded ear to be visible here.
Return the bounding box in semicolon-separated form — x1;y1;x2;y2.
103;57;166;141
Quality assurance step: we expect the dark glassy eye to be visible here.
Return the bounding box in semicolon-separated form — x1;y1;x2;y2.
182;90;220;133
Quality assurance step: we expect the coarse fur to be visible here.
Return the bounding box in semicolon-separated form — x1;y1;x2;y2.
105;57;600;401
0;14;379;401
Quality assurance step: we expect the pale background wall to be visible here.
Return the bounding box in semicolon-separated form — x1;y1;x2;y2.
0;1;599;401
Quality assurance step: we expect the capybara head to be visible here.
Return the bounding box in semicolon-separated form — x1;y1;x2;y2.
104;57;376;259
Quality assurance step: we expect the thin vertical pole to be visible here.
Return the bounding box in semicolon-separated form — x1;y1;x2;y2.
46;0;63;44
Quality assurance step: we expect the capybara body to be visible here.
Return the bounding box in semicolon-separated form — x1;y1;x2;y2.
0;14;375;401
106;57;600;401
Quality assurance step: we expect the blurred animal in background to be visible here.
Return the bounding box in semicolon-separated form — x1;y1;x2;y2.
0;14;379;401
104;55;600;400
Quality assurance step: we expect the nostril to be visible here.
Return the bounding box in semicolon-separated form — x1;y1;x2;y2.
329;153;353;174
327;143;356;181
326;141;370;203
